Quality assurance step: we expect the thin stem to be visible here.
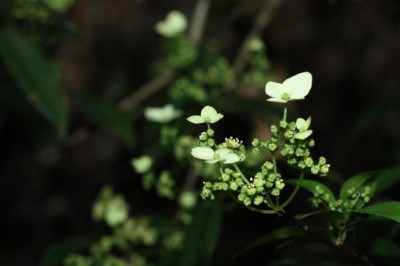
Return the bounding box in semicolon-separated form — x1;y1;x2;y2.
265;193;276;209
283;106;287;122
271;152;278;174
233;163;251;186
278;171;304;210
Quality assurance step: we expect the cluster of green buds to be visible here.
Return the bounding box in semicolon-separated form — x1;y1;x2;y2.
311;186;372;213
188;72;330;212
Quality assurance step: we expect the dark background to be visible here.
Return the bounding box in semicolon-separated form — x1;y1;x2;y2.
0;0;399;265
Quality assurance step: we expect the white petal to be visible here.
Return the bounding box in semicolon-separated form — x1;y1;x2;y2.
265;81;283;99
282;72;312;98
296;118;307;131
201;106;218;118
267;98;287;103
144;104;182;123
187;115;204;124
210;113;224;123
223;153;240;164
191;147;214;160
294;130;313;140
215;148;231;158
305;117;312;130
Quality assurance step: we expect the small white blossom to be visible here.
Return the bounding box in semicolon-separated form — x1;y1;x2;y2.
144;104;182;123
191;147;240;164
155;10;187;38
265;72;312;103
295;117;313;140
187;106;223;124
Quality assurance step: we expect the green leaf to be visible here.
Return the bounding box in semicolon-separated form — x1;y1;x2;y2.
339;170;384;199
359;201;400;223
351;91;400;136
177;201;222;266
0;28;68;138
367;237;400;259
233;226;304;259
373;166;400;195
77;94;134;147
285;179;336;205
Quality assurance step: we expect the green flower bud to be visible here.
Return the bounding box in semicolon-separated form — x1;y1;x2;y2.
199;132;208;141
252;138;260;147
224;168;234;175
235;178;244;186
298;160;306;169
267;143;277;151
256;186;264;193
207;128;214;137
308;139;315;147
305;157;314;167
221;173;230;182
280;120;288;128
178;191;197;210
247;186;257;196
229;181;238;191
265;181;273;188
254;196;264;206
271;125;279;134
271;188;280;196
318;156;327;165
267;173;277;182
311;165;320;175
238;193;246;201
253;147;260;155
264;161;274;171
243;197;252;206
207;139;215;147
295;148;304;157
320;164;330;175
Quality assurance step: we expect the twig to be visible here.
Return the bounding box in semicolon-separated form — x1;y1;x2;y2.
279;211;374;266
225;0;283;92
118;0;212;112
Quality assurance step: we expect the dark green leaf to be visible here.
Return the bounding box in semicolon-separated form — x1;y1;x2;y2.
177;200;222;266
351;91;400;136
359;201;400;223
0;28;68;138
77;94;134;147
40;234;95;266
367;237;400;258
233;226;304;259
373;166;400;195
339;170;384;199
286;179;336;205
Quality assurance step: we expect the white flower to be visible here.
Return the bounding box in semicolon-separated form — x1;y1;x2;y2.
155;10;187;38
187;106;223;124
191;147;240;164
144;104;182;123
295;117;313;140
131;156;153;174
265;72;312;103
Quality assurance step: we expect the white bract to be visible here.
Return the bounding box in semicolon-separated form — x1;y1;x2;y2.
265;72;312;103
155;10;187;38
131;155;153;174
191;147;240;164
295;117;313;140
187;106;223;124
144;104;182;123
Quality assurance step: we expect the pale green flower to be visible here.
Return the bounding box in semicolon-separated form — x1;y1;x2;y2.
131;156;153;174
187;106;223;124
191;146;240;164
247;37;265;52
144;104;182;123
155;10;187;38
265;72;312;103
295;117;313;140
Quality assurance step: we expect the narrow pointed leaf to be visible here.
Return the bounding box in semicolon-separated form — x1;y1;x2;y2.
0;28;68;138
78;94;134;147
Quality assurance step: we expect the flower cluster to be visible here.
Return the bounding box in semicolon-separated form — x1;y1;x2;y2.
188;72;330;210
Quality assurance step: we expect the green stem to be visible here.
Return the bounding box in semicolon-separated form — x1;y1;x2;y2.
233;163;251;186
283;106;287;122
271;152;278;174
265;193;276;209
278;171;304;210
